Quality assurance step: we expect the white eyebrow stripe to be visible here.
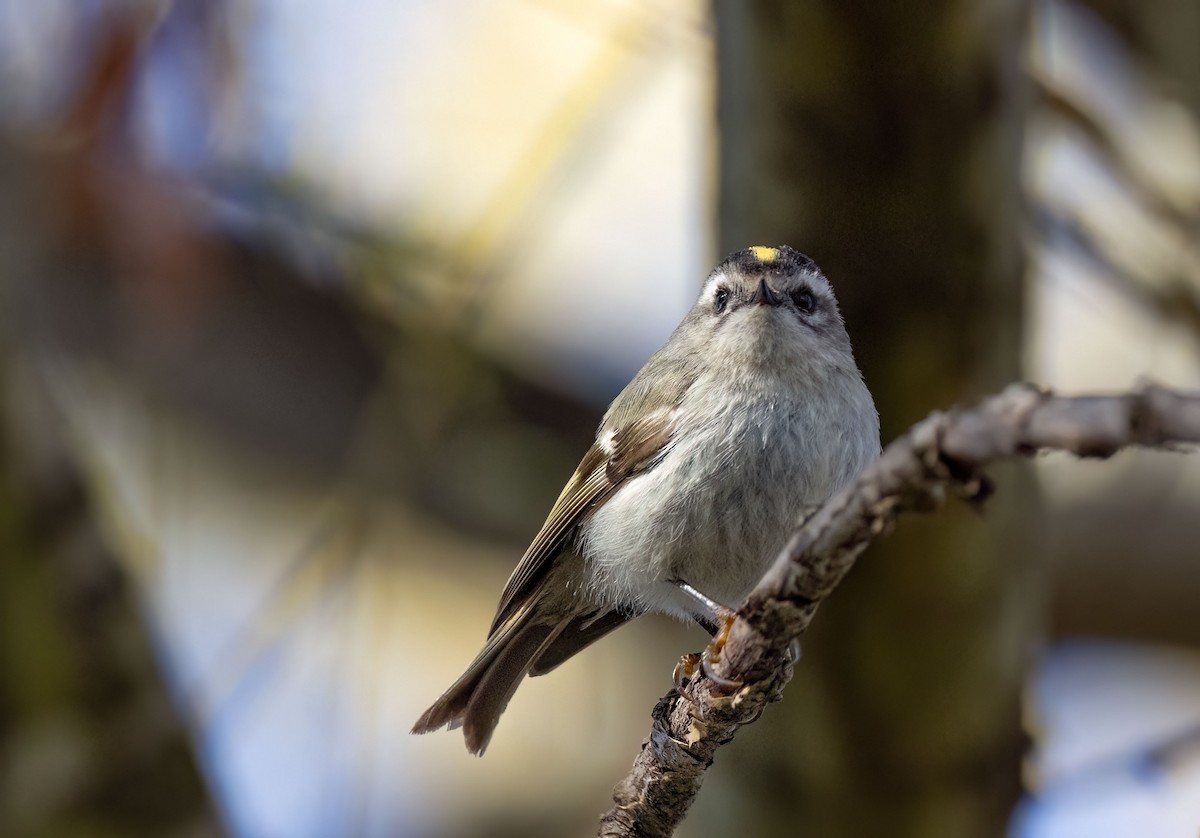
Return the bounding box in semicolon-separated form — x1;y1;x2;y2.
700;271;728;300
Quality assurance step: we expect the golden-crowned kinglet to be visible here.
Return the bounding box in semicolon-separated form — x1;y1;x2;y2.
413;246;880;754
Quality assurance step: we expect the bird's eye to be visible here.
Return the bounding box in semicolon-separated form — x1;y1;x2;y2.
791;288;816;314
713;287;730;314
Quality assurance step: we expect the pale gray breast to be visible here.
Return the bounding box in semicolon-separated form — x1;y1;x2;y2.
652;386;847;603
579;365;877;611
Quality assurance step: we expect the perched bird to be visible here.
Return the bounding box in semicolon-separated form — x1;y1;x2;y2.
412;245;879;754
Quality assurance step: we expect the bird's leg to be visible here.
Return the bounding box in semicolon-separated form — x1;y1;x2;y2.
673;579;731;629
672;579;741;691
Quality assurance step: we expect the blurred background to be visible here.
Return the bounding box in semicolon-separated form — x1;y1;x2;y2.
0;1;1198;836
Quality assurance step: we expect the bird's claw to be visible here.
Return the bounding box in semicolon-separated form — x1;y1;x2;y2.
700;650;742;692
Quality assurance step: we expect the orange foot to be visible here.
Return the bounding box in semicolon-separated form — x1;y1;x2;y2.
673;652;702;691
701;610;742;692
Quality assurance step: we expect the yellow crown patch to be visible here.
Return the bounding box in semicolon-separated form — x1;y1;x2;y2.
749;245;779;262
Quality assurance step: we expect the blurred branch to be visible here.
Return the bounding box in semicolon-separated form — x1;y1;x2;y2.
1032;206;1200;346
599;382;1200;838
1033;73;1200;346
1034;73;1198;237
451;5;667;329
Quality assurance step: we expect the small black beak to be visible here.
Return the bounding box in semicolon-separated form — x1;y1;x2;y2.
751;277;782;306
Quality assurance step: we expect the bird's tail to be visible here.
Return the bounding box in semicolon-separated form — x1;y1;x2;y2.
411;606;568;755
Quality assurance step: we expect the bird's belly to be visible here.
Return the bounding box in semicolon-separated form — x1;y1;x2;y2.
578;402;829;619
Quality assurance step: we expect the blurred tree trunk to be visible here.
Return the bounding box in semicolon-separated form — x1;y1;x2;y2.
706;3;1033;836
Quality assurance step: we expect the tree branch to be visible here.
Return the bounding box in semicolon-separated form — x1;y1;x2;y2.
598;382;1200;838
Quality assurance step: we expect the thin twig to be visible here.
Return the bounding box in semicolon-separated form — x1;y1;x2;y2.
598;382;1200;838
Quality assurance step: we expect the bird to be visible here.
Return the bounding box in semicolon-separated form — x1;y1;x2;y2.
412;245;880;754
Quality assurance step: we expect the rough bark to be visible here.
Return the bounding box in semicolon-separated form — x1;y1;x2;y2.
599;382;1200;837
